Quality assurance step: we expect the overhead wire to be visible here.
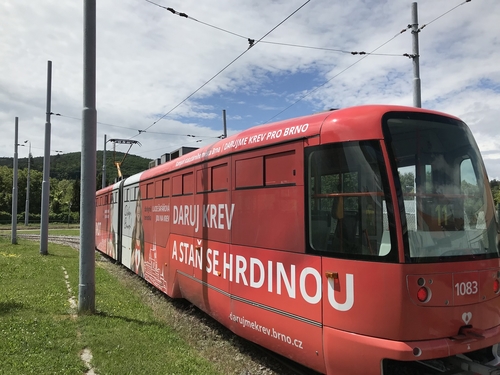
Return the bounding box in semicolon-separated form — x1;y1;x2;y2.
144;0;408;57
136;0;312;137
53;113;219;139
18;1;473;160
264;27;410;123
55;0;473;152
418;0;471;32
264;0;473;122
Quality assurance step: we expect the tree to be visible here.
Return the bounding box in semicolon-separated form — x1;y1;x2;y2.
490;179;500;206
399;172;415;194
71;178;80;212
0;166;12;215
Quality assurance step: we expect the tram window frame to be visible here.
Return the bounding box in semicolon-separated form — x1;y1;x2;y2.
196;167;212;193
234;146;299;190
235;157;263;189
183;172;194;195
146;182;154;199
212;163;229;192
172;171;195;196
155;180;162;198
172;175;182;196
196;162;229;193
305;141;397;262
162;178;171;197
265;150;296;186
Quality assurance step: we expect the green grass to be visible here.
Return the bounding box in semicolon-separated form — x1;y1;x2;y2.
0;237;219;375
0;225;79;237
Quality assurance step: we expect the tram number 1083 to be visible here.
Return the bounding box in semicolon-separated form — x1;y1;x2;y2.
455;281;478;296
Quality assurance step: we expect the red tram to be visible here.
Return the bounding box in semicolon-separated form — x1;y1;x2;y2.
95;105;500;374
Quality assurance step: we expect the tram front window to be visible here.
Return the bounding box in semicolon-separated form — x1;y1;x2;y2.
385;112;500;262
306;141;396;261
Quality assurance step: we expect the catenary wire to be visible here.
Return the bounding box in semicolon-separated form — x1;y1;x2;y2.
144;0;407;57
58;0;473;147
264;28;409;123
418;0;471;31
264;0;473;122
53;113;220;139
134;0;311;137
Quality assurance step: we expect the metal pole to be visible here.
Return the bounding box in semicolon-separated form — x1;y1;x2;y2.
40;61;52;255
102;134;106;189
411;2;422;108
67;202;72;228
11;117;19;244
25;141;31;226
222;110;227;139
79;0;96;314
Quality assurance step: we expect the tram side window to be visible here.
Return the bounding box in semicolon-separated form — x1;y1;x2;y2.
197;167;211;193
196;163;229;193
235;157;263;188
172;175;182;196
146;182;154;199
307;141;391;258
183;172;193;195
155;180;162;198
461;159;484;229
212;164;228;191
162;178;170;197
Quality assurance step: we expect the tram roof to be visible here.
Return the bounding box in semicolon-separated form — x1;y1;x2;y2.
139;104;460;180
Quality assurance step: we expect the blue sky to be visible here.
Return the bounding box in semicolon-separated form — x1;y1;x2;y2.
1;0;500;179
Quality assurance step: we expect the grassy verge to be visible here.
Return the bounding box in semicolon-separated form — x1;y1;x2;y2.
0;237;219;375
0;225;80;237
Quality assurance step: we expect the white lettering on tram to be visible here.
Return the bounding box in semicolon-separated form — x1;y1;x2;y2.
300;267;322;304
328;274;354;311
172;204;235;233
283;123;309;136
171;240;355;312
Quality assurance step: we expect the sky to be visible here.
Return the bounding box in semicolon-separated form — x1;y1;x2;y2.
1;0;500;180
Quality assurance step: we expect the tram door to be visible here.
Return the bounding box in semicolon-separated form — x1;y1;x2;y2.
307;141;390;372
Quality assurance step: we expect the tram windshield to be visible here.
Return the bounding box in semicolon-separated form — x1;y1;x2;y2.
385;112;500;262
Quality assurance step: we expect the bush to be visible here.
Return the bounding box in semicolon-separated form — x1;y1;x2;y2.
1;212;80;225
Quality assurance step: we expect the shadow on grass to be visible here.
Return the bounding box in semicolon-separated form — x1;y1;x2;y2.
0;301;24;315
92;310;166;328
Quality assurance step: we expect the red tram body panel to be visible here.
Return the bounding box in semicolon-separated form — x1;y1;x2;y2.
96;105;500;374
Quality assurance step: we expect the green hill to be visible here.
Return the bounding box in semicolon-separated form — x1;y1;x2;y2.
0;151;150;184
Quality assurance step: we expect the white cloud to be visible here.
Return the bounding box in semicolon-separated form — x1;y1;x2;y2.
1;0;499;180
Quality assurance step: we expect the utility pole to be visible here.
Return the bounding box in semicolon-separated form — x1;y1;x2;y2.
222;110;227;139
102;134;106;189
11;117;19;245
40;61;52;255
411;2;422;108
79;0;97;314
25;140;31;226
